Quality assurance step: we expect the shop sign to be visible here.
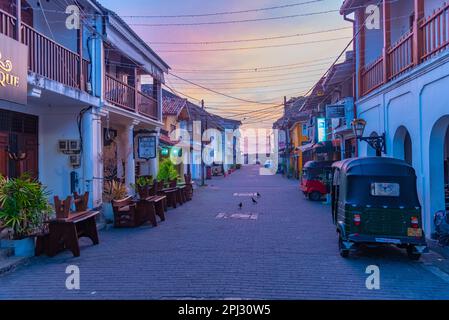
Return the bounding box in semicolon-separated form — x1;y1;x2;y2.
317;118;327;142
326;103;346;119
278;130;286;150
137;136;156;160
0;33;28;105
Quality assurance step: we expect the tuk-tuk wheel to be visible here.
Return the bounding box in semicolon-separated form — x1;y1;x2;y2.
309;191;322;202
406;246;421;261
338;235;350;258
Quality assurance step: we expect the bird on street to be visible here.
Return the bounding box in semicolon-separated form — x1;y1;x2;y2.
238;202;243;209
252;197;258;204
256;192;261;197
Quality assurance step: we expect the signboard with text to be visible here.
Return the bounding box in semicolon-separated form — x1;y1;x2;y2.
326;104;346;119
0;33;28;105
137;136;157;160
317;118;327;142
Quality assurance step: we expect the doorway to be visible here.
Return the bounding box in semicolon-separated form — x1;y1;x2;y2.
0;109;38;179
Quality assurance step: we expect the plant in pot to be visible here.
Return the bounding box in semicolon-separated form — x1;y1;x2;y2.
0;174;52;257
132;176;153;199
102;180;128;223
157;158;179;186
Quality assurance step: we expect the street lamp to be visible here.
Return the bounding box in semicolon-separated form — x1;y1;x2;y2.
351;118;386;157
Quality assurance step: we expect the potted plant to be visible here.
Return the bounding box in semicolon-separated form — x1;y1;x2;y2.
157;159;179;184
0;174;51;257
132;176;153;199
102;180;128;223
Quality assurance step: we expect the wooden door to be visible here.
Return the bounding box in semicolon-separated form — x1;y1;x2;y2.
0;132;8;177
19;134;38;179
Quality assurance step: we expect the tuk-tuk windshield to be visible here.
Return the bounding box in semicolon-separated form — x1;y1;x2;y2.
302;168;331;181
346;175;420;208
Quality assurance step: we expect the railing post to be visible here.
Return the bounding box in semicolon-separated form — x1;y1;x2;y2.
15;0;21;42
134;68;139;112
413;0;424;65
383;0;391;83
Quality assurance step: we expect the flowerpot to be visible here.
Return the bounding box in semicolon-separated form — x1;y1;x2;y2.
1;237;35;257
102;202;114;224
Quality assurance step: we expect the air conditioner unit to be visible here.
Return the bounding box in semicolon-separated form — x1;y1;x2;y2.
58;140;69;152
69;155;80;167
68;140;81;152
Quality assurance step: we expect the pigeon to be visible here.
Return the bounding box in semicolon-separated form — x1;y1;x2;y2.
252;197;258;204
238;202;243;209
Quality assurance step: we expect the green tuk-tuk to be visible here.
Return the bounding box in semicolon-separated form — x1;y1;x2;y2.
331;157;427;260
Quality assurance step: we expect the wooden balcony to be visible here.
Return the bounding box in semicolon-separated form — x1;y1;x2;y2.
360;2;449;97
105;74;159;121
0;9;89;91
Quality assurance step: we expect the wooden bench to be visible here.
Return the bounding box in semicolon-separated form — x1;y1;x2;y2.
112;196;165;228
36;210;100;257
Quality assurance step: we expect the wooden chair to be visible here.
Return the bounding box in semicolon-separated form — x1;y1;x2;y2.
54;196;72;219
73;192;89;212
146;185;167;221
112;196;141;228
156;180;178;209
184;173;193;201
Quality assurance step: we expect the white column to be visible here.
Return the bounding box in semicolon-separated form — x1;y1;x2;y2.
125;123;136;195
149;129;160;178
82;109;94;208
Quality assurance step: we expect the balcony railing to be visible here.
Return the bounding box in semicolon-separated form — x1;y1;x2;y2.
361;56;384;95
0;9;89;91
105;74;159;121
421;3;449;61
360;2;449;97
388;30;414;80
137;91;158;119
105;74;135;111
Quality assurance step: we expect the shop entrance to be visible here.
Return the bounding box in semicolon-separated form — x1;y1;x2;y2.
0;109;38;179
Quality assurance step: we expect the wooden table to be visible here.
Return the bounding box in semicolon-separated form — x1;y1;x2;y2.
39;210;99;257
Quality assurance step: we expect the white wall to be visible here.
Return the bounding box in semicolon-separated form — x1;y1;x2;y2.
356;49;449;236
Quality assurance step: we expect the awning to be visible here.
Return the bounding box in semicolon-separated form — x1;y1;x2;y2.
298;142;315;152
159;134;176;146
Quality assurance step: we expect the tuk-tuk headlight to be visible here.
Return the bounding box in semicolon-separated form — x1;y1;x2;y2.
411;216;419;228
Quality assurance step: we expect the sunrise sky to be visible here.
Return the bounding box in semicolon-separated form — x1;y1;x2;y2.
100;0;352;128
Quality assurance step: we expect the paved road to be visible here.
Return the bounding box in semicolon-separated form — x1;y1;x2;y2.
1;165;449;299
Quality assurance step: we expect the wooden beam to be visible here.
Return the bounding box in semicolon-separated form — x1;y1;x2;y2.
15;0;21;42
413;0;424;65
382;0;391;83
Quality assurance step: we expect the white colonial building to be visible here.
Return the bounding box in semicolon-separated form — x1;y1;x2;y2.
341;0;449;235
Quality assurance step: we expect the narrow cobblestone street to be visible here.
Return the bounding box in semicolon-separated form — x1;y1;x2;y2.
1;166;449;300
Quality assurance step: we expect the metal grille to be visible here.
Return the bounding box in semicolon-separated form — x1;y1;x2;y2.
0;110;38;134
362;209;407;236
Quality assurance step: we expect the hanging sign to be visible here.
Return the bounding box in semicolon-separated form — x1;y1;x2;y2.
137;136;156;160
0;33;28;105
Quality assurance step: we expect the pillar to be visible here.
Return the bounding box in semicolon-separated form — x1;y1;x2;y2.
124;123;136;195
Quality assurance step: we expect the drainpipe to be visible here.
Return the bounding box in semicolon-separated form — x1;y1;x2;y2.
344;13;359;157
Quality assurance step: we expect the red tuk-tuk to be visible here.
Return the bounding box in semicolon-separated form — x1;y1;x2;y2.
300;161;334;201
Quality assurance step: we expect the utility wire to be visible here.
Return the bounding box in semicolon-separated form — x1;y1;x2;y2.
150;26;351;45
129;9;339;27
156;36;350;52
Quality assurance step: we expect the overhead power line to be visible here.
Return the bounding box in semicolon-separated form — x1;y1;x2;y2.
129;9;340;27
171;56;336;73
150;26;351;45
157;36;350;53
123;0;324;18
